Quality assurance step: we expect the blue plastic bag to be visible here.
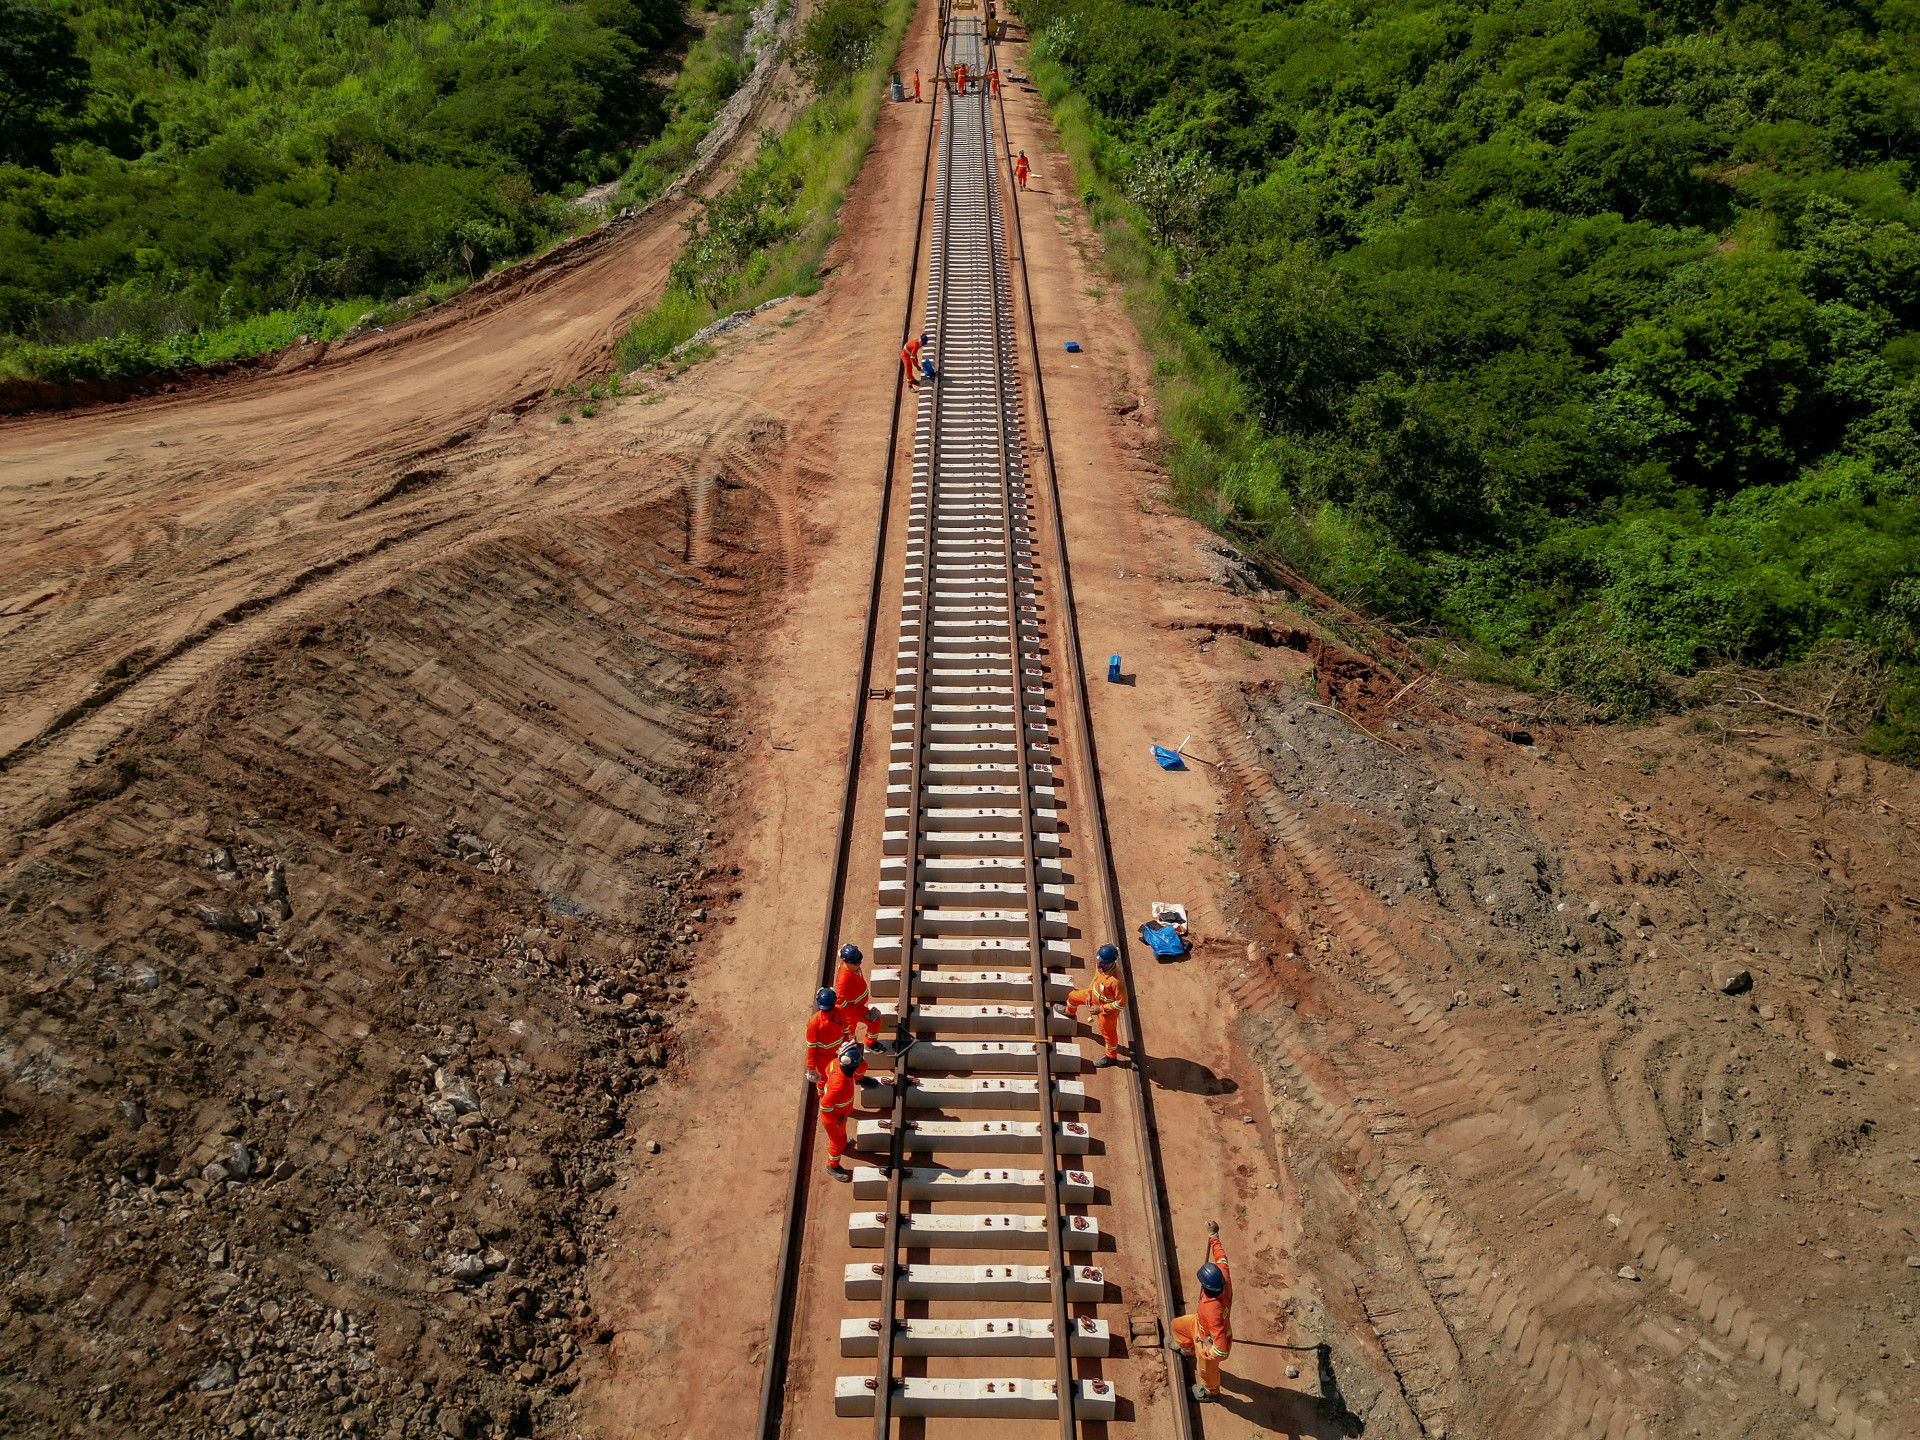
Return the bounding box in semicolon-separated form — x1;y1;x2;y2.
1151;744;1185;770
1139;921;1188;957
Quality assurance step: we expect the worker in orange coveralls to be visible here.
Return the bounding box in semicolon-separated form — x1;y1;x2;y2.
990;66;1000;96
913;68;922;101
1014;150;1030;189
833;941;884;1046
819;1042;867;1181
954;61;969;94
805;986;849;1085
902;331;929;389
1172;1221;1232;1402
1067;943;1127;1068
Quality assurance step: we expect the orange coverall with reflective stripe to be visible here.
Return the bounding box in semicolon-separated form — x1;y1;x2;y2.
834;959;878;1040
1172;1236;1233;1393
819;1061;864;1168
1067;968;1127;1059
805;1009;849;1083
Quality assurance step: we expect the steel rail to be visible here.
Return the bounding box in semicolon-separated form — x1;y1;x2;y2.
751;9;948;1432
973;70;1078;1436
868;30;959;1434
990;32;1199;1440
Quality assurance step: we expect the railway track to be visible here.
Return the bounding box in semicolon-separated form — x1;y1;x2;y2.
754;9;1194;1437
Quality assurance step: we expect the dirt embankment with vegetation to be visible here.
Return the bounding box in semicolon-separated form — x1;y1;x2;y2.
1010;0;1920;761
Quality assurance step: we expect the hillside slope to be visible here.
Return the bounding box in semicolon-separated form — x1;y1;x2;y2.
1018;0;1920;756
0;0;696;378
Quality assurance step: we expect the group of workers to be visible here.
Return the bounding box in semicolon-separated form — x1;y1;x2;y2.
796;937;1237;1404
909;63;1003;99
904;64;1030;185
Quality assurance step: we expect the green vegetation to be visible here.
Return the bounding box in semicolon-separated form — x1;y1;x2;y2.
1;0;693;383
615;0;763;206
611;0;909;369
1017;0;1920;757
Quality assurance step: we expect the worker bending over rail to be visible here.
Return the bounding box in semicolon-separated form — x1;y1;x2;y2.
902;331;931;390
1068;943;1128;1068
819;1042;867;1182
805;987;849;1085
1173;1221;1233;1402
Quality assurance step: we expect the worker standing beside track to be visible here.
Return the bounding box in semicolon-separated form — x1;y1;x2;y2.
1173;1221;1233;1403
804;986;849;1085
1067;943;1127;1068
819;1043;867;1182
913;68;921;102
1014;150;1030;189
832;942;884;1047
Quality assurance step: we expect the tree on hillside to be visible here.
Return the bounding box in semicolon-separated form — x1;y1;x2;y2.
0;0;89;168
793;0;884;93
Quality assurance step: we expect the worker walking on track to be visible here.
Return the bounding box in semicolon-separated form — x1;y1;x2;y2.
1068;942;1128;1068
804;986;848;1085
1173;1221;1233;1402
954;61;968;94
819;1042;867;1182
833;942;885;1047
990;66;1000;96
1014;150;1030;189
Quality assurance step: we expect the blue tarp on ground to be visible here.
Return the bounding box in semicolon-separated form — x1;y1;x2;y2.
1151;745;1185;770
1139;921;1188;957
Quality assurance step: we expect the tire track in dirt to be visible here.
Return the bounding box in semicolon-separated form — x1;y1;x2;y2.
1233;989;1648;1440
1;390;797;837
1180;656;1893;1440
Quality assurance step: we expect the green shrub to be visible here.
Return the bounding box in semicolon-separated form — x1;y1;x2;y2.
792;0;886;94
613;0;911;374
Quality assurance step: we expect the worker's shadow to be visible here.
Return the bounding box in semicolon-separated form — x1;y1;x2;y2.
1140;1055;1236;1096
1213;1345;1364;1437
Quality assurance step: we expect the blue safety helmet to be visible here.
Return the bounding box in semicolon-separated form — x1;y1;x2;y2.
1096;943;1119;968
816;987;836;1012
839;942;863;963
839;1042;865;1074
1197;1262;1225;1297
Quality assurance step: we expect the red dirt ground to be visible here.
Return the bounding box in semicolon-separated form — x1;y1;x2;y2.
3;6;1918;1440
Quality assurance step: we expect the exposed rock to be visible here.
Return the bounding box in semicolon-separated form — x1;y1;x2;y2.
434;1069;481;1114
193;904;254;935
1709;960;1752;995
196;1360;238;1392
